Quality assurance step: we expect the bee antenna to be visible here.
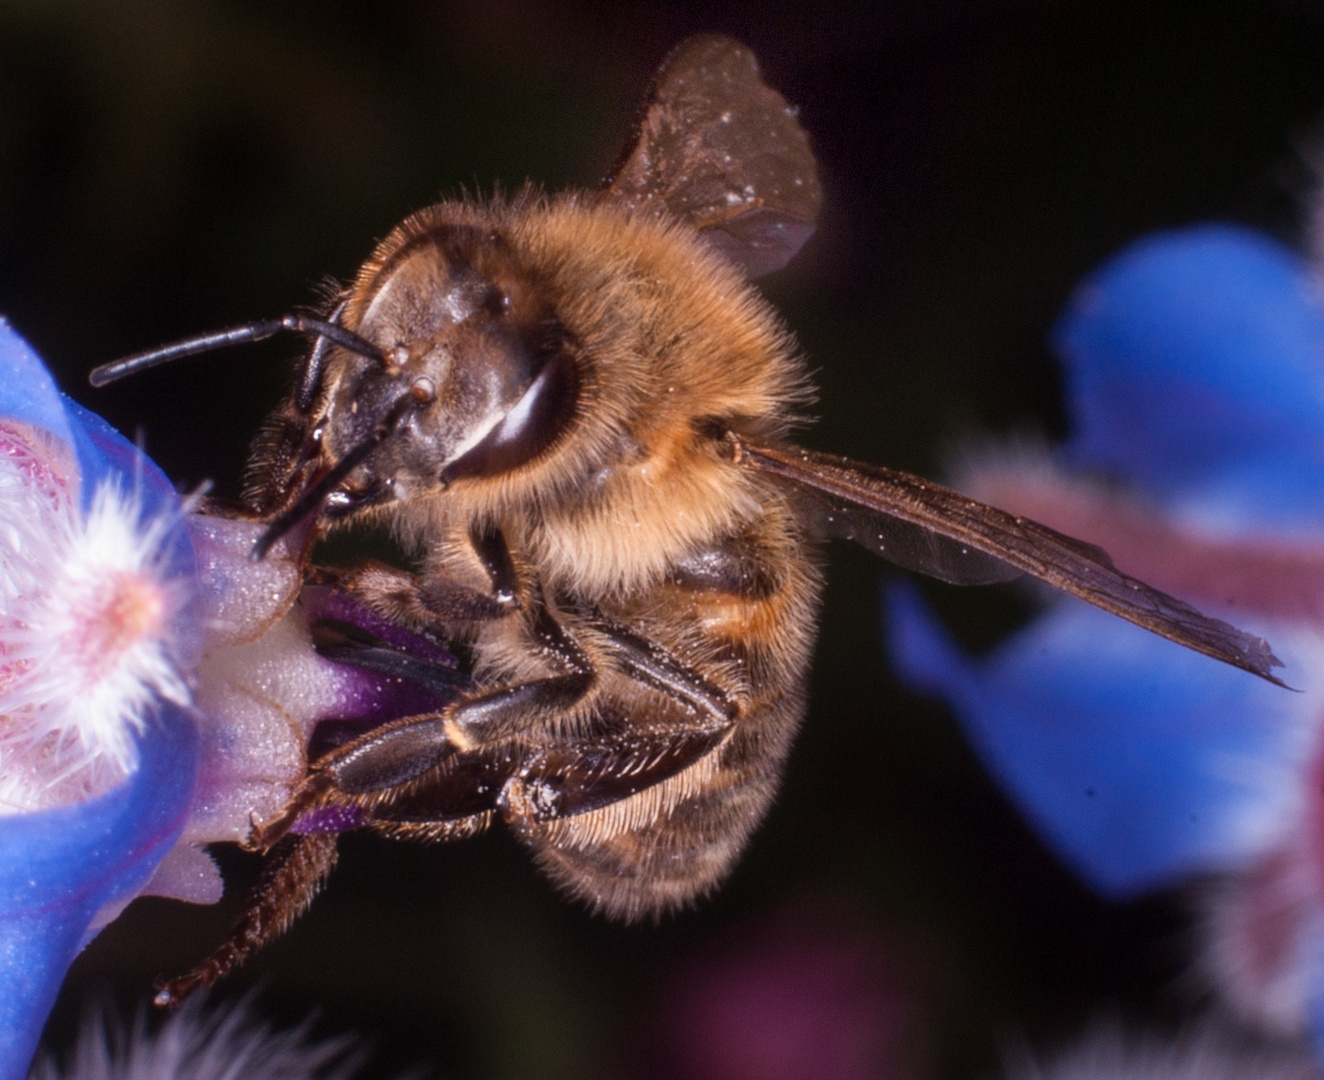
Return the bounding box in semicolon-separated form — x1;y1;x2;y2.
251;391;419;561
88;314;385;388
294;301;349;413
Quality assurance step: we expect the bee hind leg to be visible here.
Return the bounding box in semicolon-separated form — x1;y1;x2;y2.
247;648;594;853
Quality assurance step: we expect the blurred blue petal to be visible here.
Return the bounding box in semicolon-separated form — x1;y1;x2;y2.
888;221;1324;1044
1056;225;1324;529
0;321;199;1080
887;583;1307;897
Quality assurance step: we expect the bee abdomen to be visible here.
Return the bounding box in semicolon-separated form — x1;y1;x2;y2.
509;514;821;921
517;694;804;921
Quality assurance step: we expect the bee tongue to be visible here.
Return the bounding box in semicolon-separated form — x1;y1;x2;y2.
251;392;419;561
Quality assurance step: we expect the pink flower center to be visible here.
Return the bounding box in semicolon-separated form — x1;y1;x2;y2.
72;571;167;688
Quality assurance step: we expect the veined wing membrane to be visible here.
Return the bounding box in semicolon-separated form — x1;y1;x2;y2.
728;434;1284;685
792;485;1021;585
605;34;822;277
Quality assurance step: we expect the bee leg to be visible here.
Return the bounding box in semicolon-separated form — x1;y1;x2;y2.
247;713;464;852
249;601;594;849
431;602;742;773
340;561;518;625
439;601;597;746
585;611;738;721
252;670;595;853
152;832;338;1009
346;720;730;839
340;605;594;782
468;521;520;604
254;598;737;862
336;524;523;627
262;598;741;845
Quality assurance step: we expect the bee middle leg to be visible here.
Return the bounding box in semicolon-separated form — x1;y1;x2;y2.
253;602;736;849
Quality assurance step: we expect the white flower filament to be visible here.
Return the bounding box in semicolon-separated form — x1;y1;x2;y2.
0;423;191;813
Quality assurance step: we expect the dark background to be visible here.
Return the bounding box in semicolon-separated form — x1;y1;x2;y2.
9;2;1324;1077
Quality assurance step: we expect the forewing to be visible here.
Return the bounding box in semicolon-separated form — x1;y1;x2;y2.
606;34;822;277
792;485;1022;585
731;435;1284;685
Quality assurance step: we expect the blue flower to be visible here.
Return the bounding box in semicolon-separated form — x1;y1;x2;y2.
0;320;200;1079
887;226;1324;1044
0;318;469;1078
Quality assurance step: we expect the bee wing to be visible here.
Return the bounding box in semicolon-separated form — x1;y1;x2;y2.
605;34;822;277
791;483;1025;586
730;434;1285;685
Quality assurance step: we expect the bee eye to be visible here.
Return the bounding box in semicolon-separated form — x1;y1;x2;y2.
410;376;436;404
442;350;579;482
482;286;510;316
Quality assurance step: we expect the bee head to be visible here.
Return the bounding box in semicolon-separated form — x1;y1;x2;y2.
283;220;582;537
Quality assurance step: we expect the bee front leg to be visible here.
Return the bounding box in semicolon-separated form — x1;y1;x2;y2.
250;606;596;850
341;523;523;627
152;833;338;1009
200;604;738;1003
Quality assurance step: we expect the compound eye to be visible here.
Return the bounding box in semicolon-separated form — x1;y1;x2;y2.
443;350;579;481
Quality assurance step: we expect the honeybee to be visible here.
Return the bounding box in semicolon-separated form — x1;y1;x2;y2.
92;34;1281;1006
